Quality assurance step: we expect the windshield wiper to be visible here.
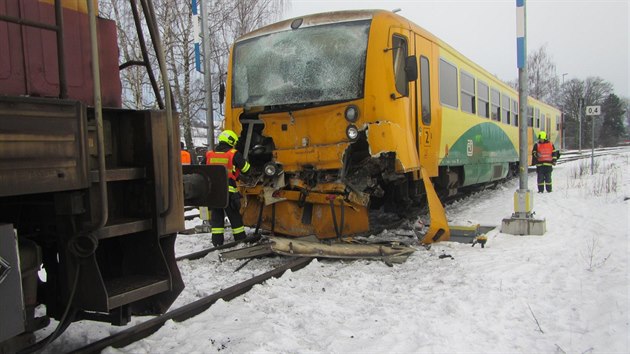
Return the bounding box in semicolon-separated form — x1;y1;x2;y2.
263;98;354;113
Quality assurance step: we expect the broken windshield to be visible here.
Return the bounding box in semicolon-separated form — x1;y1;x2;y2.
232;20;370;108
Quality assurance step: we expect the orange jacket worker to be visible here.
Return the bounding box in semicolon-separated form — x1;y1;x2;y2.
532;131;560;193
205;130;251;246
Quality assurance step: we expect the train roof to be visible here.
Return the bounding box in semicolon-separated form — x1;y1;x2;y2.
235;9;377;42
234;9;559;112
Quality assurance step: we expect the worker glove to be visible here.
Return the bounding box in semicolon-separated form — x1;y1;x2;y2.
239;174;255;185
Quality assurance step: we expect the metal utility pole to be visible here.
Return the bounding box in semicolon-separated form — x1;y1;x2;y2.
578;98;584;155
199;0;215;150
561;73;567;149
516;0;529;201
501;0;545;236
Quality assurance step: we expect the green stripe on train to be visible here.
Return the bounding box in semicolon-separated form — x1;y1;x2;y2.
440;122;518;186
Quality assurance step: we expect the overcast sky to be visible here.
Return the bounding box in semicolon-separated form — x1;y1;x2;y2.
285;0;629;98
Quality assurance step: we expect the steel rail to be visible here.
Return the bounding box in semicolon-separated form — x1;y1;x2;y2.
175;234;263;261
69;256;312;354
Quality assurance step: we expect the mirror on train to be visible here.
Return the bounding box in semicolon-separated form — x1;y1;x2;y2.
405;55;418;82
218;82;225;104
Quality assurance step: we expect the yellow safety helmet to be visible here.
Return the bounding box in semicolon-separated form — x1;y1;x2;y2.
218;130;239;147
538;131;547;140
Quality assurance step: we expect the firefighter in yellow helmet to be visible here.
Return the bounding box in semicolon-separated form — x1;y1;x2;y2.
532;131;560;193
205;130;251;246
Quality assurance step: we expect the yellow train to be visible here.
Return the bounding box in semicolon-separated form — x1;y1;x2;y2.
223;10;561;239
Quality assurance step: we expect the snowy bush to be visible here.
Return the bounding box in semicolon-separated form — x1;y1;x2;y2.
580;236;611;271
566;158;620;196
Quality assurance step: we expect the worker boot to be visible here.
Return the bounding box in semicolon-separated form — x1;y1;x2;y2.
233;232;246;242
212;233;224;247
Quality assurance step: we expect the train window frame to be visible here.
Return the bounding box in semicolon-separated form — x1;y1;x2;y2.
392;35;409;97
490;88;500;121
528;105;534;127
535;108;540;128
477;80;489;118
512;99;519;126
439;57;458;109
420;55;431;125
460;70;476;115
556;115;561;132
231;20;371;108
501;93;510;125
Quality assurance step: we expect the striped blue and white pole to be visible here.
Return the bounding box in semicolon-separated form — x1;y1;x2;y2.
516;0;530;202
192;0;202;72
516;0;526;69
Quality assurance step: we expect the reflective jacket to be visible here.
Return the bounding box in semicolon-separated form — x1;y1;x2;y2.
532;140;559;166
536;142;554;163
206;143;250;192
180;150;191;165
206;148;240;180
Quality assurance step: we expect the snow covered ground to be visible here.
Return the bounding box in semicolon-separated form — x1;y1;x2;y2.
42;150;629;353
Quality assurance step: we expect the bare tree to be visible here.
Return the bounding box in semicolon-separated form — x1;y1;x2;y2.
527;44;559;105
101;0;157;109
152;0;203;154
561;77;613;148
100;0;287;157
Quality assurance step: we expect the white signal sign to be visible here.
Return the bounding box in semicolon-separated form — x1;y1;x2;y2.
585;105;601;116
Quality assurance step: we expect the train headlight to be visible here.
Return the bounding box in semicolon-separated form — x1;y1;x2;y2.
344;105;359;122
346;125;359;141
264;162;282;176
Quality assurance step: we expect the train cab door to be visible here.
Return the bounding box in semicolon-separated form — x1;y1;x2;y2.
412;33;439;177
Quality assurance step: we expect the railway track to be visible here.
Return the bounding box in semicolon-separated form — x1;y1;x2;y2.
175;234;263;261
66;146;621;351
176;147;630;259
556;146;630;165
68;257;312;354
46;147;629;352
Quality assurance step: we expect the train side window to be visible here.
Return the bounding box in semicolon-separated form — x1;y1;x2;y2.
512;99;519;126
392;35;408;96
528;106;534;127
535;108;540;128
556;115;560;131
501;93;510;124
420;56;431;125
477;80;489;118
490;88;500;121
460;70;475;114
439;58;458;108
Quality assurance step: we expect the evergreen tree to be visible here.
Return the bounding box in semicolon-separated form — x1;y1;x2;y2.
598;94;627;147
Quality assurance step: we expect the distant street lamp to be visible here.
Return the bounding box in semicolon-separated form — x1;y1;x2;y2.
561;73;567;149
